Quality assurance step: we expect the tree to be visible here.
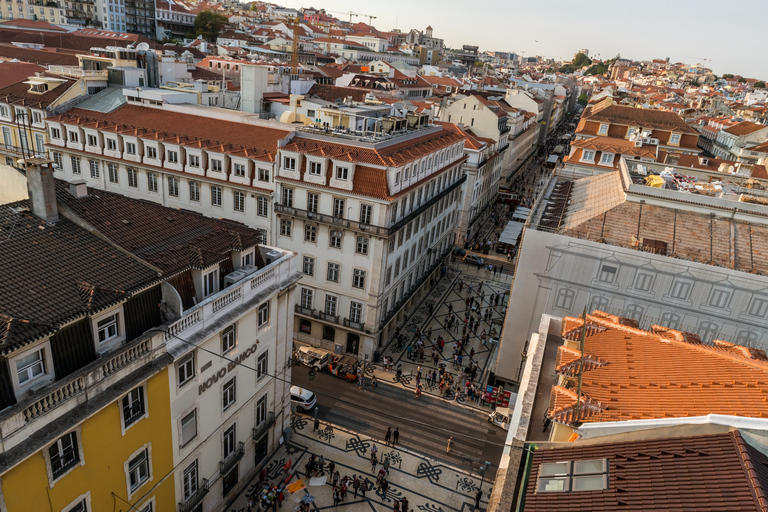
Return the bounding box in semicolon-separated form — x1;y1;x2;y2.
558;52;591;74
194;10;228;41
755;81;766;89
722;73;735;79
738;77;747;83
577;94;589;106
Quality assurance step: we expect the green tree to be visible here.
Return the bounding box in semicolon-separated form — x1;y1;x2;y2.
722;73;735;79
738;77;746;83
755;81;766;89
577;94;589;106
194;10;228;41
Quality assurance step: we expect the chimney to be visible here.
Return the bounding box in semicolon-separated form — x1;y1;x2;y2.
25;158;59;223
69;179;88;198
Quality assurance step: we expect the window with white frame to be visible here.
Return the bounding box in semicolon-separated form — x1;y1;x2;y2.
211;159;222;172
233;191;245;212
222;376;236;410
127;448;150;492
258;168;269;181
349;301;363;323
168;176;179;197
309;161;322;176
333;198;345;218
106;138;116;151
107;163;118;183
15;347;46;385
536;459;609;493
327;262;340;282
122;386;146;428
304;224;317;242
283;156;296;170
203;269;217;298
352;269;366;289
147;172;158;192
188;154;200;168
52;151;62;168
395;171;400;185
669;279;692;301
96;312;120;344
258;301;270;326
189;181;200;201
70;155;81;174
303;256;314;275
178;353;195;386
87;134;97;147
325;294;337;316
257;350;268;379
356;236;368;255
282;187;293;207
50;127;60;139
211;186;222;206
89;159;99;178
669;133;681;145
146;146;157;159
581;150;595;162
330;230;342;248
599;152;613;164
125;142;136;155
223;424;236;459
307;192;318;213
182;460;198;500
69;131;79;143
257;196;268;217
167;150;178;163
360;204;372;224
234;162;246;177
280;219;292;237
256;395;268;426
660;311;682;330
127;168;138;187
49;431;80;480
63;496;89;512
335;166;349;180
391;203;398;223
301;288;313;309
598;124;609;135
222;324;236;354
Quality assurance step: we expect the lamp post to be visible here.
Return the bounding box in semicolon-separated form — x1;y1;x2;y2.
478;461;491;491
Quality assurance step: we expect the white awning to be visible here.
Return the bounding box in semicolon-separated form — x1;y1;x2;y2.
546;154;559;164
499;221;524;246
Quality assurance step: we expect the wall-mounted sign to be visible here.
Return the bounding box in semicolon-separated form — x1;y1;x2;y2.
198;341;259;395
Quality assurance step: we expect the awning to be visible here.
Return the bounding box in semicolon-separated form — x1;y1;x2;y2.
499;221;524;246
546;154;559;164
553;145;565;154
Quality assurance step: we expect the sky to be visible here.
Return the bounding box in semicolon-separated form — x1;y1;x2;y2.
289;0;768;79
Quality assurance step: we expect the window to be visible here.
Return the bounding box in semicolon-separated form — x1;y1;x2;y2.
624;303;644;321
748;297;768;318
589;295;610;312
87;134;97;147
391;203;398;223
69;131;79;143
258;301;270;327
126;142;136;155
669;280;692;301
258;168;269;181
280;219;292;237
127;449;150;492
222;376;236;410
581;150;595;162
303;256;315;275
356;237;369;255
394;257;401;277
301;288;313;309
670;133;681;145
597;265;617;283
211;159;222;172
70;155;82;175
554;288;575;310
283;156;296;170
536;459;609;493
97;312;120;343
325;294;337;316
203;269;217;298
697;321;719;342
65;498;88;512
708;288;730;309
211;186;222;206
330;230;342;248
107;163;118;183
305;224;317;242
256;395;268;426
146;146;157;159
335;166;349;180
360;204;372;224
122;386;146;428
385;266;392;286
16;348;45;385
234;162;246;177
106;138;116;151
633;273;654;292
660;311;681;330
598;124;609;135
182;460;198;500
147;172;158;192
49;432;80;479
307;192;319;213
50;127;60;139
189;181;200;201
349;301;363;323
222;324;236;354
223;424;237;458
333;198;345;218
282;187;293;207
178;353;195;386
189;154;200;168
327;262;339;282
395;172;400;185
257;196;268;216
168;176;179;197
127;168;138;187
89;159;99;178
257;351;268;379
309;161;322;176
600;152;613;164
234;191;245;212
352;269;366;289
167;150;178;163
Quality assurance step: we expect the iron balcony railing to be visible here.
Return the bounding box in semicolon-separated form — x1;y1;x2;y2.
343;318;366;332
219;442;245;475
252;411;275;441
178;478;209;512
317;311;339;324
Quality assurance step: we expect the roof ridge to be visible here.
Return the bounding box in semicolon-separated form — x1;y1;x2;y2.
732;430;768;511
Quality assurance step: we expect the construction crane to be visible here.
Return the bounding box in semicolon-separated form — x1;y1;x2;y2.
290;16;300;78
327;10;377;26
684;56;712;65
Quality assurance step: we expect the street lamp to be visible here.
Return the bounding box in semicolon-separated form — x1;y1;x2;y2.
478;461;491;491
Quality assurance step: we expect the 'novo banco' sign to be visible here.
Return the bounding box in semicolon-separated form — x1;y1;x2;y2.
198;341;259;395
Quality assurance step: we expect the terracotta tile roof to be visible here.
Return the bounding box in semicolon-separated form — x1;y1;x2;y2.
584;104;698;134
0;19;68;32
55;180;263;275
306;83;369;102
0;44;80;67
524;430;768;512
570;137;658;158
0;74;77;109
0;198;159;353
549;312;768;426
0;61;45;89
48;105;290;162
724;121;767;136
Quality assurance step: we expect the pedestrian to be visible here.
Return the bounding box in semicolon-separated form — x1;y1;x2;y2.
247;498;254;512
446;436;453;453
332;470;340;487
353;476;361;497
359;374;365;389
328;460;335;477
371;453;378;473
415;384;422;399
406;344;413;360
385;427;391;445
361;479;368;499
372;374;378;388
393;428;399;445
333;489;341;507
402;497;409;512
371;444;378;457
475;489;482;510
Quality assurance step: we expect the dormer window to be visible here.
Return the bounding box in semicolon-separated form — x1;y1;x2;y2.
669;133;681;145
335;166;349;181
283;156;296;170
536;459;609;493
626;127;637;140
600;152;614;165
581;150;596;162
309;161;322;176
91;307;126;353
598;124;609;135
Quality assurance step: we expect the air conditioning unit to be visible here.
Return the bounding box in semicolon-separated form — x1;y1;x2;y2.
223;270;246;287
634;140;643;147
650;138;659;145
265;250;282;265
240;264;258;276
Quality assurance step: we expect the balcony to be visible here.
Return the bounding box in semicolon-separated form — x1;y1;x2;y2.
294;304;314;316
219;442;245;475
252;411;275;440
48;65;107;78
389;173;467;234
343;318;366;332
274;204;390;237
317;311;339;324
178;479;209;512
0;144;46;159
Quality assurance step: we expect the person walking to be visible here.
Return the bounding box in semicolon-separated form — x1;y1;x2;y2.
372;374;378;388
385;427;392;445
371;453;378;473
360;479;368;500
333;489;341;508
393;428;399;445
353;476;361;498
446;436;454;453
332;470;340;488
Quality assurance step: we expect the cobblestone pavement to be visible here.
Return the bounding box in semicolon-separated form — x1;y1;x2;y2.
369;265;511;409
225;417;493;512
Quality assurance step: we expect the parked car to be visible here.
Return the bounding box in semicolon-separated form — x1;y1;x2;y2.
291;386;317;411
328;355;360;381
453;247;466;256
463;254;485;266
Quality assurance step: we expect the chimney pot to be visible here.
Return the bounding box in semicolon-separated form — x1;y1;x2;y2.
25;159;59;223
69;179;88;199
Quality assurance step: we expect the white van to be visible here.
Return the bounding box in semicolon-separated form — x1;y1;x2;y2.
291;386;317;411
